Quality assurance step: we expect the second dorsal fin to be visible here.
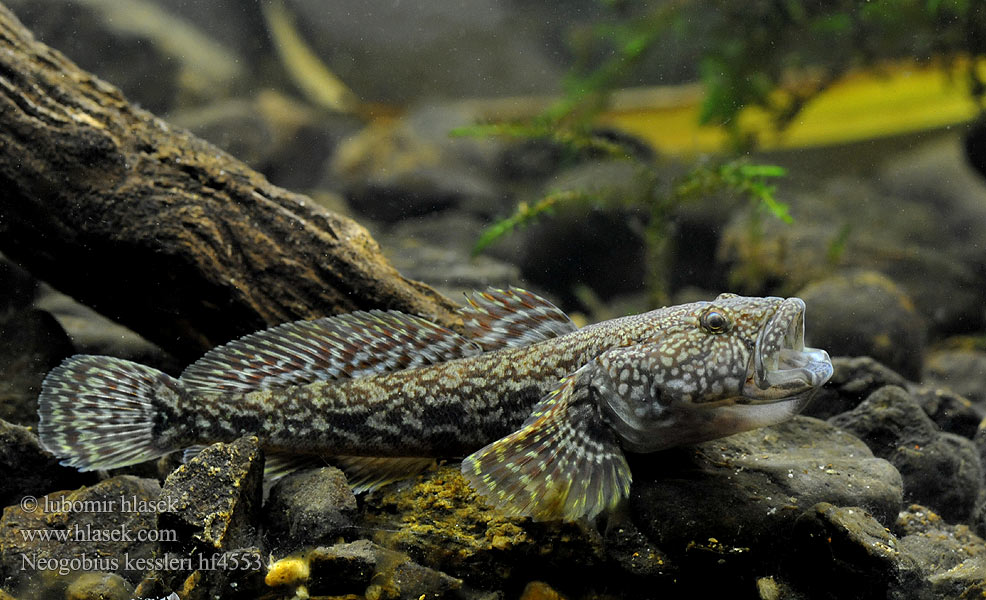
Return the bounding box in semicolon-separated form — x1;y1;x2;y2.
180;310;481;394
459;287;578;351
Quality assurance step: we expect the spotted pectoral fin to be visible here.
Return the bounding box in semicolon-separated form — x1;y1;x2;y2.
459;287;577;351
460;365;631;522
180;310;481;394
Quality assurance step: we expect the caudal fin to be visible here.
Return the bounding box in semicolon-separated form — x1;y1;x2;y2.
38;355;186;471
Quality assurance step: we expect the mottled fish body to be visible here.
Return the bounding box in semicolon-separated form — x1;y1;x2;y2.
38;288;833;521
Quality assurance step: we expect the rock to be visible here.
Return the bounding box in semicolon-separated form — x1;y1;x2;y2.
927;557;986;599
331;106;507;221
281;0;572;102
267;539;462;600
908;385;982;439
602;521;676;587
755;577;806;600
830;386;983;522
5;0;246;113
0;475;162;590
380;231;523;301
303;540;377;594
0;308;75;425
922;349;986;406
974;422;986;538
720;143;986;336
65;571;133;600
796;271;926;379
0;418;93;510
802;356;909;421
360;466;604;589
497;139;567;181
347;166;503;224
804;357;982;439
518;581;565;600
513;161;651;306
976;419;986;487
628;417;903;590
896;504;986;570
158;436;264;552
0;255;36;316
34;288;179;374
263;466;357;553
786;502;927;600
896;504;986;599
153;436;266;598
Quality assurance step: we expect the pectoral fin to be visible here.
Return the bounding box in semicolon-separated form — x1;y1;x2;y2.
461;365;631;522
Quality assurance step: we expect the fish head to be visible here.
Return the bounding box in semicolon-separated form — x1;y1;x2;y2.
596;293;833;453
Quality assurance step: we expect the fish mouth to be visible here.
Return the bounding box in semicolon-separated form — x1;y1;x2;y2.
742;298;833;403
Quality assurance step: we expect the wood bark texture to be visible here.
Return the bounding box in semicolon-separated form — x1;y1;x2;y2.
0;4;460;361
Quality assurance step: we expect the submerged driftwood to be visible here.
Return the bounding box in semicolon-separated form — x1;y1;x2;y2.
0;3;458;360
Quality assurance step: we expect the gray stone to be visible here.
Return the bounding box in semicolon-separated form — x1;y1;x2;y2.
922;349;986;406
5;0;246;113
282;0;573;102
263;466;357;552
158;436;264;552
34;288;179;374
152;437;267;598
802;355;909;421
330;105;506;219
0;255;36;316
630;417;903;575
514;161;652;306
0;475;161;589
796;271;926;379
896;504;986;599
65;572;133;600
380;230;523;301
896;504;986;573
303;540;462;600
908;384;982;439
0;308;75;425
926;556;986;599
0;418;93;510
786;503;928;600
830;386;983;522
720;136;986;336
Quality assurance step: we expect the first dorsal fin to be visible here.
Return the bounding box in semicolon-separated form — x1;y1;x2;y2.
180;310;481;394
459;287;577;351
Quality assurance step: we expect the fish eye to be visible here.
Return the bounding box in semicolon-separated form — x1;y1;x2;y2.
701;310;730;334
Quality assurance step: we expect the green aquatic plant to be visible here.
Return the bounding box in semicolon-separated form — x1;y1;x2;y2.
473;159;788;305
451;5;675;159
458;2;801;305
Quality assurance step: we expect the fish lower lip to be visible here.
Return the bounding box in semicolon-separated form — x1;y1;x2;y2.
766;347;832;386
744;346;833;401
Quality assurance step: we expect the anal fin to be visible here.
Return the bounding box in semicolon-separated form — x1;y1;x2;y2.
332;456;437;493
